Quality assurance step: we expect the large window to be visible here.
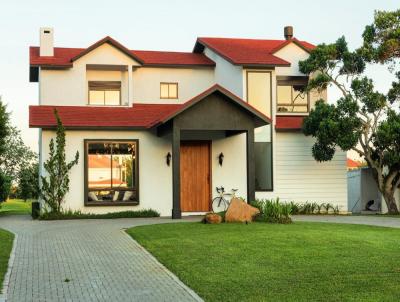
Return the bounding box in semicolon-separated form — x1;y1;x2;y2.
85;140;138;205
160;82;178;99
88;81;121;105
277;76;309;113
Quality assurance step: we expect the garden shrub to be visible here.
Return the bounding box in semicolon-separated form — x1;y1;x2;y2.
251;198;292;224
40;209;160;220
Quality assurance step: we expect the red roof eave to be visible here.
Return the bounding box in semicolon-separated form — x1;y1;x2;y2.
275;115;305;131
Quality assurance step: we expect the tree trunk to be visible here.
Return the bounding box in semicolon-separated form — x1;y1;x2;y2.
382;191;399;214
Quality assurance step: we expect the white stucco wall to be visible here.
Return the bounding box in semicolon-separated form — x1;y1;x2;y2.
203;47;243;97
40;130;248;216
40;43;140;106
211;133;247;200
274;42;310;76
41;130;173;216
132;67;214;104
256;132;348;211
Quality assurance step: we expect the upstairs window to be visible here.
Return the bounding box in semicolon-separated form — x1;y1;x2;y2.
160;82;178;99
277;77;309;113
89;81;121;105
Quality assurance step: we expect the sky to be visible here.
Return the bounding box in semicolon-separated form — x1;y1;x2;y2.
0;0;398;152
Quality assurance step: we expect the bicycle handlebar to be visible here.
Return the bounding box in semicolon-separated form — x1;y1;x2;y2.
216;187;238;194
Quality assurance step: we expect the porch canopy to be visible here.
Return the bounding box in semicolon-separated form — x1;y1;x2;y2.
154;85;271;218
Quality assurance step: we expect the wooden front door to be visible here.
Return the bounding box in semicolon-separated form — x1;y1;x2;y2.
180;141;211;212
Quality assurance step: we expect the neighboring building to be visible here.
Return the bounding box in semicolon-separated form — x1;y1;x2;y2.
29;27;347;218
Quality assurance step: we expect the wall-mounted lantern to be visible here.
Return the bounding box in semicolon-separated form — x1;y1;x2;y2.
166;152;172;166
218;152;224;166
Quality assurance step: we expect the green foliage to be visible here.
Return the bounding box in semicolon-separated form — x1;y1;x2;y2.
251;198;292;224
0;97;10;157
39;209;160;220
0;126;36;181
17;162;39;201
361;9;400;63
40;110;79;213
0;228;14;292
253;199;341;218
299;9;400;213
0;171;12;203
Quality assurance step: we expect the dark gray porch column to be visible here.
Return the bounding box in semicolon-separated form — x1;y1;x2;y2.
246;129;255;203
172;125;181;219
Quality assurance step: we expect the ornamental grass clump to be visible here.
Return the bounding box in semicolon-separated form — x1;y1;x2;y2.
251;198;292;224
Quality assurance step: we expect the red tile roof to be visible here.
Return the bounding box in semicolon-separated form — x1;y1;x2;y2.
131;50;215;67
194;37;315;66
29;103;183;129
275;115;304;131
30;36;215;68
29;84;271;129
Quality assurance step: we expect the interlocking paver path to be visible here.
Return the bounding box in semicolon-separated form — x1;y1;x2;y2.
0;215;202;302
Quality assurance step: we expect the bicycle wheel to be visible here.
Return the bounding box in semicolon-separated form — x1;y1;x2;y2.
212;197;228;213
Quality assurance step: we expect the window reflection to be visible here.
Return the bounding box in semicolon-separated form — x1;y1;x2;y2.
87;141;137;204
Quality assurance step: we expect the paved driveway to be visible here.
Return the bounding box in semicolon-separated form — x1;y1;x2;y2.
0;215;202;302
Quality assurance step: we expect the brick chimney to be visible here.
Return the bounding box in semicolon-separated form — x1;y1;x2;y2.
284;26;293;40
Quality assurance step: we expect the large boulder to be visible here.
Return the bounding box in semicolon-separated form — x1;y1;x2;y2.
225;198;260;223
203;212;222;224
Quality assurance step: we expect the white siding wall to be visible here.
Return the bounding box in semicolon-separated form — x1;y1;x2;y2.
203;48;243;97
256;132;348;211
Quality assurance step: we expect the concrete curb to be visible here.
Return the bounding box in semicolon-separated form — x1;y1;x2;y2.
121;229;203;302
0;233;17;302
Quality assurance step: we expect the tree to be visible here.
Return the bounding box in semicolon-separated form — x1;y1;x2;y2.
0;96;10;156
0;170;12;203
1;126;36;180
40;110;79;213
299;10;400;213
17;161;39;201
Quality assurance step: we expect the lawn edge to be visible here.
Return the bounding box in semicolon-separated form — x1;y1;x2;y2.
0;232;17;302
122;228;203;302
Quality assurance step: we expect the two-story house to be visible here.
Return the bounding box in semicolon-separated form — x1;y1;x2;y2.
29;27;347;218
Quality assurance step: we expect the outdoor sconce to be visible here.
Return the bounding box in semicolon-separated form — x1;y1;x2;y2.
218;152;224;166
166;152;172;166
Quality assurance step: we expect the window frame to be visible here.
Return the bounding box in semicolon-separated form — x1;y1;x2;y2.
84;139;139;206
88;81;122;106
276;76;310;114
160;82;179;99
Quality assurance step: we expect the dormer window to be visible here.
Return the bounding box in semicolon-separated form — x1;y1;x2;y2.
88;81;121;105
160;82;178;99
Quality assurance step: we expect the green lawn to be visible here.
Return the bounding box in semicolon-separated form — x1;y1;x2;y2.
127;222;400;302
0;199;32;216
0;229;14;293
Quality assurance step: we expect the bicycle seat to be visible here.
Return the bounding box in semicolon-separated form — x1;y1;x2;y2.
232;188;238;192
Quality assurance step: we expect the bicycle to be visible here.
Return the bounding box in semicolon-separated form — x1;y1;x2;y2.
211;186;238;213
